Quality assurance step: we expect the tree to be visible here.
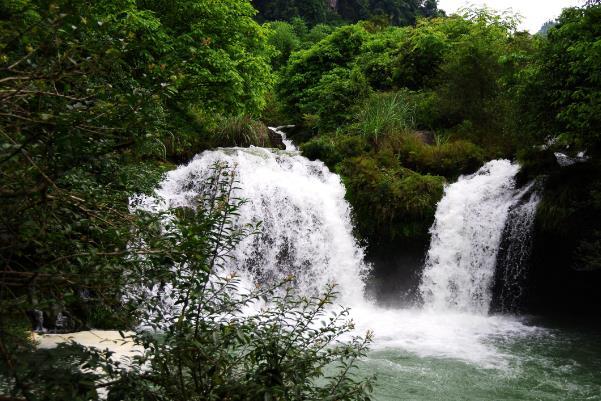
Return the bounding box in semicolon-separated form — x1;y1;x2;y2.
337;0;442;25
537;20;557;35
515;5;601;283
266;21;302;69
278;24;369;122
252;0;332;25
0;0;270;395
517;5;601;153
253;0;442;26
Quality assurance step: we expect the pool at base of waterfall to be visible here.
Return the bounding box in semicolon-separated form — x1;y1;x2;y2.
35;311;601;400
348;309;601;401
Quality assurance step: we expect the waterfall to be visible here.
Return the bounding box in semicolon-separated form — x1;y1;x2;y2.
419;160;538;314
493;186;541;313
132;147;368;304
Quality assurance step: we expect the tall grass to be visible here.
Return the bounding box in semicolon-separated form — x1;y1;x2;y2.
213;115;270;147
356;91;415;144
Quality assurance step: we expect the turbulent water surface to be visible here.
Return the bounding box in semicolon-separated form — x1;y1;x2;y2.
357;318;601;400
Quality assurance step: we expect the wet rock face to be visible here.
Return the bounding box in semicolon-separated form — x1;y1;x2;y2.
364;238;429;308
267;127;285;150
27;309;76;333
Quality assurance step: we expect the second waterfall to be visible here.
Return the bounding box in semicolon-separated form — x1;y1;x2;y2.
419;159;540;314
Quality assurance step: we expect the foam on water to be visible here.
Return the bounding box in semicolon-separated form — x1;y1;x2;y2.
350;305;541;369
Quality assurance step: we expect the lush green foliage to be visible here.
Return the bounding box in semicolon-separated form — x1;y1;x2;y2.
278;10;520;242
253;0;334;25
3;0;601;395
355;91;415;144
517;5;601;155
395;135;485;178
515;4;601;274
211;115;271;148
278;24;370;124
116;167;373;401
0;0;274;326
2;165;375;400
278;11;527;149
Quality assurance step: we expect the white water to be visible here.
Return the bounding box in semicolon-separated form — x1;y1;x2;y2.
495;188;542;312
420;160;525;314
132;154;542;368
350;306;539;369
347;160;542;369
132;147;367;304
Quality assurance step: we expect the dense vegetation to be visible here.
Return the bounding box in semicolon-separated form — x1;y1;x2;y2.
252;0;442;26
265;4;601;260
1;0;600;398
269;9;525;243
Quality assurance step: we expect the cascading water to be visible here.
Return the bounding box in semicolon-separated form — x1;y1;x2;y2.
493;186;541;313
42;151;601;399
268;126;297;151
419;159;535;314
132;147;368;304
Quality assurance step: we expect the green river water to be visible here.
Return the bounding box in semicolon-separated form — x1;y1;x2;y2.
354;314;601;401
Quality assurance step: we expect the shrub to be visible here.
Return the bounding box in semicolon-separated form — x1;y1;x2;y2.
301;66;372;131
261;90;294;126
119;165;375;401
516;5;601;155
396;134;485;178
278;25;369;123
266;21;301;69
3;164;376;400
302;133;370;170
410;90;441;129
301;136;343;169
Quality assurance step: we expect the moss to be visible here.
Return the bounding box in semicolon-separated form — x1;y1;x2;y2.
339;155;444;243
301;136;343;170
396;133;485;178
301;133;370;170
